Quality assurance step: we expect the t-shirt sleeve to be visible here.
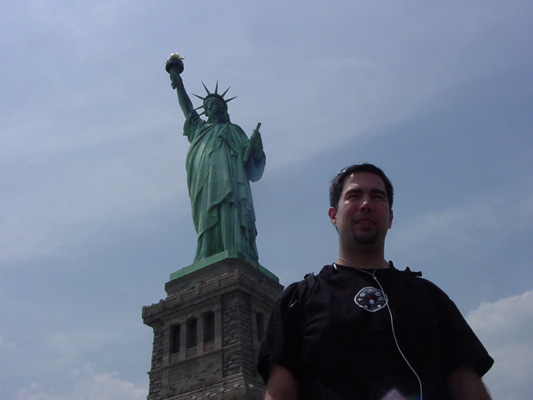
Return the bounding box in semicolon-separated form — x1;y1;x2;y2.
424;279;494;377
257;282;301;383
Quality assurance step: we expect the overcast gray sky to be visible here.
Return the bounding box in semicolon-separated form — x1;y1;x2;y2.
1;1;532;399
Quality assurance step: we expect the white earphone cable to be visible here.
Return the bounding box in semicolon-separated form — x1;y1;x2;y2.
372;275;423;400
334;260;424;400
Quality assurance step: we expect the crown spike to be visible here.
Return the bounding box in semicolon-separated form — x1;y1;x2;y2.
193;82;237;117
202;81;211;95
221;86;231;98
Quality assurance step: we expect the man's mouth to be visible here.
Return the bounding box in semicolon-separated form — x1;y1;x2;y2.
354;216;376;224
353;216;377;229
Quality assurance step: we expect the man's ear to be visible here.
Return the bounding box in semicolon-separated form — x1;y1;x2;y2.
388;209;393;229
328;207;337;227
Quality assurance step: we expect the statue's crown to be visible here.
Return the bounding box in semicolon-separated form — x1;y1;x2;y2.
193;82;236;115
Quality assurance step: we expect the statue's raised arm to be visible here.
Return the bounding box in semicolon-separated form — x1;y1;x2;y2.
166;54;193;117
165;54;266;269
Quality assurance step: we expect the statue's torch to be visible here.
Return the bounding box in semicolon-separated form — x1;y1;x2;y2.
165;53;184;75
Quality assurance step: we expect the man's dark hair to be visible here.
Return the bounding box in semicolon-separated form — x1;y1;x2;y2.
329;163;394;210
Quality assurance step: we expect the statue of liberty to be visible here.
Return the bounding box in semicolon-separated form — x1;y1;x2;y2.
166;55;265;267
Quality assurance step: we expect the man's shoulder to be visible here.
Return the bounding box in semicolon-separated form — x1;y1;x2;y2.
389;264;453;303
277;266;332;310
293;265;334;293
294;271;318;300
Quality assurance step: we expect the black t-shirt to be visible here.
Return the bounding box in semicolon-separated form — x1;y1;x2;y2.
257;264;493;400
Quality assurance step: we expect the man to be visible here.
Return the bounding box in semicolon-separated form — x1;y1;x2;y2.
257;163;493;400
169;69;265;265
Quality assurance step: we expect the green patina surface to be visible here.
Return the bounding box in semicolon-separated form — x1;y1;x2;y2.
167;56;267;270
169;250;279;282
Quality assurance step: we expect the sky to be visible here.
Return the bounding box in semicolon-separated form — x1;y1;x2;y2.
1;1;532;399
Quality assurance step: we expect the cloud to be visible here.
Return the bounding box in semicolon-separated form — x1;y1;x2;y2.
1;1;531;400
15;383;62;400
0;335;16;351
0;126;188;266
14;364;145;400
466;290;533;400
390;185;533;257
44;327;126;369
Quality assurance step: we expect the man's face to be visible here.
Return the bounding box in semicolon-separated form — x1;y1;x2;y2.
328;172;393;247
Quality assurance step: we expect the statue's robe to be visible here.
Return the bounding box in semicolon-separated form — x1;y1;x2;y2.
184;110;265;264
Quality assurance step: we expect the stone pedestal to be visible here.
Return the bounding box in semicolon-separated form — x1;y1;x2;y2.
142;258;283;400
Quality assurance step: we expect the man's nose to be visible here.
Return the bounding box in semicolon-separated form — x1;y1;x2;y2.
360;197;372;210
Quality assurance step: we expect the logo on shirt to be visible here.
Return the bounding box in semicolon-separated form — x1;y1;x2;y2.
354;287;388;312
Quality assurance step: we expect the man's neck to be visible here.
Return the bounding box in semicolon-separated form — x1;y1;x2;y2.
336;250;387;270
